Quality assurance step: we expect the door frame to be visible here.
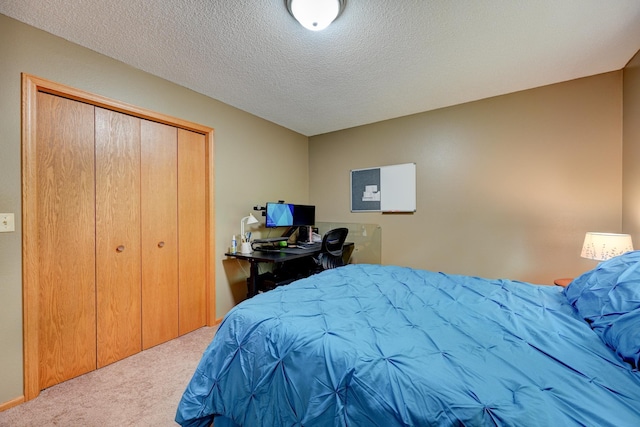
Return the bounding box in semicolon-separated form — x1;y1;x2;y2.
21;73;216;401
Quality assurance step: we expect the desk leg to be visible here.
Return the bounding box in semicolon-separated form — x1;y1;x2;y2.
247;261;260;298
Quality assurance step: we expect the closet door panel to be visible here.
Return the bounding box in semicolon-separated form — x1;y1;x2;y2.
95;108;142;367
141;120;179;349
178;129;207;335
36;92;96;388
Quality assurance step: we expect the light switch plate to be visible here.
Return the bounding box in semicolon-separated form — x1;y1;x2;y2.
0;213;15;232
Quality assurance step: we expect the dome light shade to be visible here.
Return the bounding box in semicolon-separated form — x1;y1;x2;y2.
286;0;345;31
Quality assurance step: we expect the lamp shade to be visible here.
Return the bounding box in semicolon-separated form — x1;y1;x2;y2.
580;232;633;261
286;0;345;31
245;213;259;225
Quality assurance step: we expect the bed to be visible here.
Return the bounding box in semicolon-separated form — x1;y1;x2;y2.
176;253;640;426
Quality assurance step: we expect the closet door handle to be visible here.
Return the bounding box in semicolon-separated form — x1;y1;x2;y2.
157;241;165;248
116;245;125;253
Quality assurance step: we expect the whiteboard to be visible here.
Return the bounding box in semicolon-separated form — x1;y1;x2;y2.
351;163;416;212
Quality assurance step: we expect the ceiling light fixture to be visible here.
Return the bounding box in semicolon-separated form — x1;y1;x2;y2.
286;0;346;31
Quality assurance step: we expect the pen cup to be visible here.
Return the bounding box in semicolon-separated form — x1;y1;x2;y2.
240;241;252;254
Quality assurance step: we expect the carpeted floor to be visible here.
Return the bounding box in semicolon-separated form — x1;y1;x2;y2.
0;326;217;427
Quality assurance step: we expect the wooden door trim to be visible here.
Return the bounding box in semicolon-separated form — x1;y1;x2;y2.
21;73;216;401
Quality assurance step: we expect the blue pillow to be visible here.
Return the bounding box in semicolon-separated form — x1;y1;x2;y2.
564;250;640;368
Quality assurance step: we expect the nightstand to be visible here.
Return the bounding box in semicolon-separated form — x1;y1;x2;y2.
553;278;573;288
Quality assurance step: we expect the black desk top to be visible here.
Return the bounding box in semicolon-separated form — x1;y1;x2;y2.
225;242;354;263
224;248;318;263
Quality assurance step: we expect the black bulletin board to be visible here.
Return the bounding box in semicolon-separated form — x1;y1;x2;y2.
350;163;416;212
351;168;381;212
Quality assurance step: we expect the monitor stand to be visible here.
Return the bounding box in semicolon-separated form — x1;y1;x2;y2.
281;226;298;238
296;226;313;244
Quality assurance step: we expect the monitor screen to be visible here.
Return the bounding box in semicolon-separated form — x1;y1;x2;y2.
292;204;315;227
265;202;316;228
265;202;294;228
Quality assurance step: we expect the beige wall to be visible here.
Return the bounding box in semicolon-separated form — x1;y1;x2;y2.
310;72;624;284
623;50;640;235
0;14;308;404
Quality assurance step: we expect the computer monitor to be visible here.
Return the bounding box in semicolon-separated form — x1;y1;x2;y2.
265;202;316;228
292;204;315;227
265;202;294;228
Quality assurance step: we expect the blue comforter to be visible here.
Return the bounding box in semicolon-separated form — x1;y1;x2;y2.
176;264;640;426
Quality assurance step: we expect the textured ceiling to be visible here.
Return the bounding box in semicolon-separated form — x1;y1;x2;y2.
2;0;640;136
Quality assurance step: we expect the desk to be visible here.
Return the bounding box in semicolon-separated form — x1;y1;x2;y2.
226;243;354;298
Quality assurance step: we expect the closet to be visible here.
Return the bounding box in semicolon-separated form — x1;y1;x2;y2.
23;75;214;396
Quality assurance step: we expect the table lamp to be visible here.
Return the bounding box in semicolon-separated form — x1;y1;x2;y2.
240;213;259;253
580;232;634;261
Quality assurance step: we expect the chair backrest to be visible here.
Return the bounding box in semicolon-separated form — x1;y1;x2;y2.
322;227;349;255
318;228;349;269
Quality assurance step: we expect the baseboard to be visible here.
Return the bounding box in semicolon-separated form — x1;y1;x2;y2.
0;395;25;412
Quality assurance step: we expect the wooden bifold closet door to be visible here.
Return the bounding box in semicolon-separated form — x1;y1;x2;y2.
140;120;179;349
36;92;97;389
32;87;210;390
177;128;207;335
95;108;142;368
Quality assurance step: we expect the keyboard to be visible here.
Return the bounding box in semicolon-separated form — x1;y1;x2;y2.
254;246;280;252
280;246;318;254
297;242;321;250
255;246;319;254
253;237;288;243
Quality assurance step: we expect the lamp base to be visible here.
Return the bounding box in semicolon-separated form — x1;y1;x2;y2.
240;242;252;254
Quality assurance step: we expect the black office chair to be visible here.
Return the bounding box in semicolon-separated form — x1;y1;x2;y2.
314;227;349;272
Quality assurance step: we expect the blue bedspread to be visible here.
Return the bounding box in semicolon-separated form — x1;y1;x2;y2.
176;264;640;426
